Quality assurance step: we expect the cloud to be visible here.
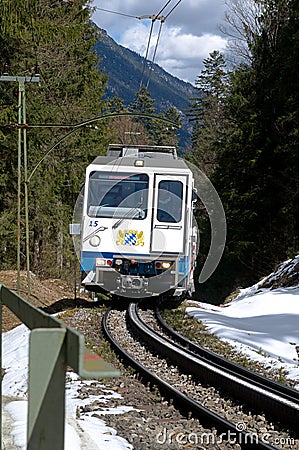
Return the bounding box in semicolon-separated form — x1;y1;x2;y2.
120;23;227;83
92;0;228;83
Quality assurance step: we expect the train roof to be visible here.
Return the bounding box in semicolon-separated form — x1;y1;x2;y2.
106;144;177;158
89;144;190;170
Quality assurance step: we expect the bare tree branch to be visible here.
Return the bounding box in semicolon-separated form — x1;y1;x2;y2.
220;0;263;64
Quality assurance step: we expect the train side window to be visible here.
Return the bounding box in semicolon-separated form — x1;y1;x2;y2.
157;180;183;223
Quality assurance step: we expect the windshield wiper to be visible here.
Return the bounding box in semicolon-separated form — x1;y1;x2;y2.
112;202;143;229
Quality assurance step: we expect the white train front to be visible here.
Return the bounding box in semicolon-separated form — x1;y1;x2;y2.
80;144;198;299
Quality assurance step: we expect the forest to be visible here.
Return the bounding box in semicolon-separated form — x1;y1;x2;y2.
0;0;298;302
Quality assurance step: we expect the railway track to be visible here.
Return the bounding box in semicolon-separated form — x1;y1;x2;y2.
155;305;299;410
102;302;299;450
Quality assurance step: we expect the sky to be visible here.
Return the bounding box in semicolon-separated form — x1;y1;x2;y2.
2;256;299;449
91;0;229;84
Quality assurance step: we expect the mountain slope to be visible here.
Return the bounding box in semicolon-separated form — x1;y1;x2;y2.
94;29;196;114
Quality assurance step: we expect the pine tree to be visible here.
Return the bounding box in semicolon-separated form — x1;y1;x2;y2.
211;0;299;292
130;86;155;142
189;51;229;175
163;106;181;147
193;0;298;302
0;0;108;276
131;86;180;146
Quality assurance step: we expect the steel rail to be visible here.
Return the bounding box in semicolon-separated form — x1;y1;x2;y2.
129;303;299;434
102;305;276;450
155;306;299;403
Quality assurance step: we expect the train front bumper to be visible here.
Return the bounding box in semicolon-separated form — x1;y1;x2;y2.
83;265;177;298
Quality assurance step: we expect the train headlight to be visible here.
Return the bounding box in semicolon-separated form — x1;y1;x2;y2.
96;258;112;266
96;258;106;266
89;235;101;247
156;261;172;270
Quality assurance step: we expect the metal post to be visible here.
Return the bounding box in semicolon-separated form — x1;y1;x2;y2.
21;81;31;298
17;84;22;294
74;251;77;300
0;284;119;449
27;328;67;450
69;223;81;301
0;72;39;297
0;287;2;450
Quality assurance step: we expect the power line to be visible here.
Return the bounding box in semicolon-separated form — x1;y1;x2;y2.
139;0;174;89
139;19;155;89
155;0;173;19
94;1;184;90
95;6;154;20
164;0;183;19
146;20;164;89
142;0;184;89
94;3;166;90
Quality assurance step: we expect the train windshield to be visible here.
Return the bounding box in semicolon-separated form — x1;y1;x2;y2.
87;172;149;219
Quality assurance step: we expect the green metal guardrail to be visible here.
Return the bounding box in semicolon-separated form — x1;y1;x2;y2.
0;283;120;450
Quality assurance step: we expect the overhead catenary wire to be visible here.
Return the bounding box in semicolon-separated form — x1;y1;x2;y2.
164;0;183;19
140;0;183;89
139;19;155;89
95;1;183;90
145;19;164;89
94;1;174;21
94;6;145;20
140;0;182;89
154;0;173;18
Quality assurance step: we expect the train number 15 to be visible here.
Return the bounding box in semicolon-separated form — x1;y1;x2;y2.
89;220;99;227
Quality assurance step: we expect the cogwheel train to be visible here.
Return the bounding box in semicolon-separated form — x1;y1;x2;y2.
79;144;198;299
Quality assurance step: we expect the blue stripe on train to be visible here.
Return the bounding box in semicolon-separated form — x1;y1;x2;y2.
81;251;190;275
178;256;190;277
80;251;151;271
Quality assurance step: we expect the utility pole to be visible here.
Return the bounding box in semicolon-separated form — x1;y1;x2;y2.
0;64;40;297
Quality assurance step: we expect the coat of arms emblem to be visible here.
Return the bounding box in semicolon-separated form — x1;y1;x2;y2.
116;230;144;246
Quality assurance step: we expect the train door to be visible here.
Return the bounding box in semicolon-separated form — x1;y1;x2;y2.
151;174;187;253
